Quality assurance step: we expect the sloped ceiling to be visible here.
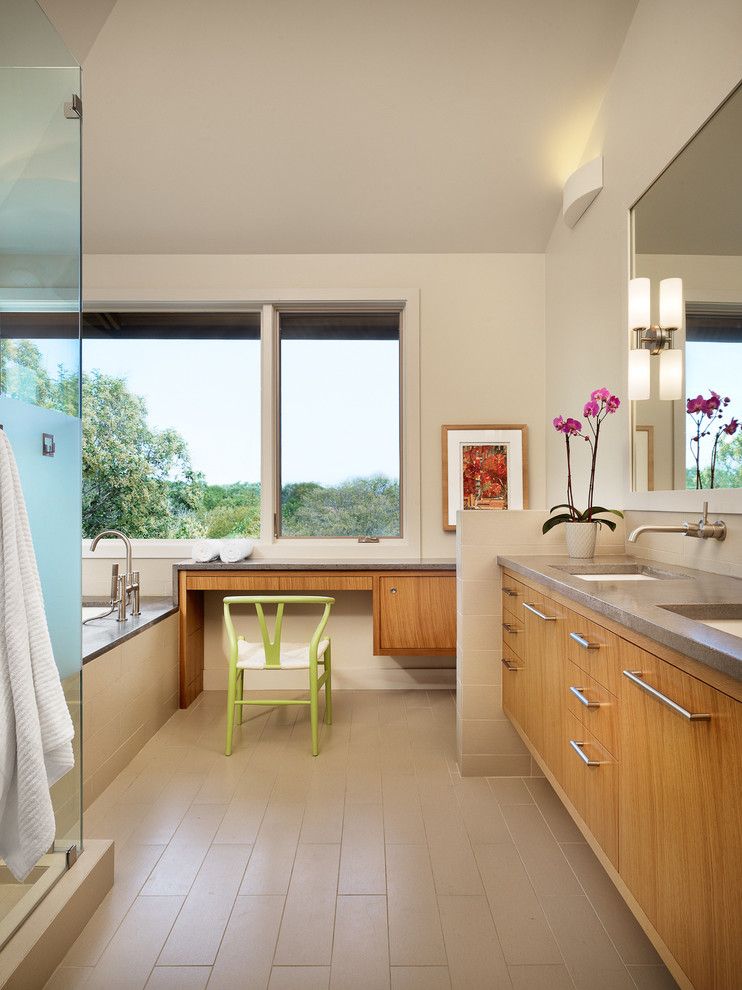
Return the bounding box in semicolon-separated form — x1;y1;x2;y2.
37;0;118;64
634;81;742;257
78;0;638;254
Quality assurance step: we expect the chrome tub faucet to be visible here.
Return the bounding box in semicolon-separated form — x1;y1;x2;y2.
90;529;141;620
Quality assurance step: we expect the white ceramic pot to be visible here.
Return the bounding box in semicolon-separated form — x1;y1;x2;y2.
564;521;598;559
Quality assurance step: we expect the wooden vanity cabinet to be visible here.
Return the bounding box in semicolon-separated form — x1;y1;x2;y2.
375;575;456;654
619;642;742;990
500;567;742;990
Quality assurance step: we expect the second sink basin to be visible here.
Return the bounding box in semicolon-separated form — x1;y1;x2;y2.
660;603;742;639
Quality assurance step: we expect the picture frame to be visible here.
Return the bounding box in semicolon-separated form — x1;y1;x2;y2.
441;424;528;531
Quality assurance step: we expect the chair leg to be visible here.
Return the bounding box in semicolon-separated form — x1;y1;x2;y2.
236;671;244;725
225;664;237;756
310;672;319;757
324;643;333;725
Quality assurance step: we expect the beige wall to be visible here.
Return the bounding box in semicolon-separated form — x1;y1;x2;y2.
544;0;742;510
83;251;545;689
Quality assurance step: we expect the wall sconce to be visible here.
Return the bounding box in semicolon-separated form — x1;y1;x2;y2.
628;276;684;401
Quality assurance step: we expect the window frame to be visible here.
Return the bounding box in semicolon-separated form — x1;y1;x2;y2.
81;289;421;560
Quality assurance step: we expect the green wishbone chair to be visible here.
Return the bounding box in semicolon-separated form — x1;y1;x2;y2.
223;595;334;757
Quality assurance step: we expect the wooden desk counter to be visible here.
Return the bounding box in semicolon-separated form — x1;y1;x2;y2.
174;560;457;707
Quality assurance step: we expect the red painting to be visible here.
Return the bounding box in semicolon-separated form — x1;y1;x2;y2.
461;444;508;510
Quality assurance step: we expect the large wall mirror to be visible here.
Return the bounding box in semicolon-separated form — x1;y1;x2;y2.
630;81;742;496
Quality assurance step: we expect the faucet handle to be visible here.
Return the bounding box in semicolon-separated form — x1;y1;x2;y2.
701;500;709;524
110;562;119;603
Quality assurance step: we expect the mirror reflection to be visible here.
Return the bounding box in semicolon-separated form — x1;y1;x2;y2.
630;81;742;492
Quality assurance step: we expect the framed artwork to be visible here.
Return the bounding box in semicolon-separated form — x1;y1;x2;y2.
633;425;655;492
441;424;528;531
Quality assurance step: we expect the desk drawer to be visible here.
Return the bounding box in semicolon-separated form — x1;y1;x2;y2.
565;612;621;695
566;660;619;757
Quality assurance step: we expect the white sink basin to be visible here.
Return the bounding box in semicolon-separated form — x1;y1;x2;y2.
576;573;660;582
660;603;742;640
699;618;742;638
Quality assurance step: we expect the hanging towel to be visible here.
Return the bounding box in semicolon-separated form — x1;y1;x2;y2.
219;539;254;563
191;539;221;562
0;429;74;881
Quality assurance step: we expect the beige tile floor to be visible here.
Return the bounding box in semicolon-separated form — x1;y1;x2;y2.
44;690;677;990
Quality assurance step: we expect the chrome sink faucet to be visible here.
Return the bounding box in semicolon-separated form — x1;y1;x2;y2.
627;501;727;544
90;529;141;620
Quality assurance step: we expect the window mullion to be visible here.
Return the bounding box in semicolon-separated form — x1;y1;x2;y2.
260;303;277;544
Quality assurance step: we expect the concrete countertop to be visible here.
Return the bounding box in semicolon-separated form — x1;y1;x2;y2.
82;597;178;664
174;558;456;571
497;554;742;684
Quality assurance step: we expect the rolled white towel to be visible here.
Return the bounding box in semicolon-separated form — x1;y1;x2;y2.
219;539;254;563
191;539;221;562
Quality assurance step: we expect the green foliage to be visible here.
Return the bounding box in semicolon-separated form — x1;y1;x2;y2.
686;434;742;489
282;475;400;537
542;505;623;535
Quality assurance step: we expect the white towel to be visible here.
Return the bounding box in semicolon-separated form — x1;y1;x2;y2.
191;539;221;562
219;539;254;563
0;430;75;881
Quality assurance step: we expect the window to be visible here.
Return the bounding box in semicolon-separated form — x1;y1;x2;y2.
81;311;261;539
277;311;402;538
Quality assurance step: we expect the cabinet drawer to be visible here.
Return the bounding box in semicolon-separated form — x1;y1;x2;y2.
565;712;618;867
566;660;619;757
565;611;620;695
501;576;524;619
502;616;525;658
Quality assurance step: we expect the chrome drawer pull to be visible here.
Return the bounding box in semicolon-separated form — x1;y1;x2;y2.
569;739;601;766
502;623;520;634
502;587;518;597
622;670;711;721
569;685;600;709
501;657;520;672
569;632;599;650
523;602;557;621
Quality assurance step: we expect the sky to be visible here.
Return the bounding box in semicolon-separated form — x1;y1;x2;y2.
80;336;400;485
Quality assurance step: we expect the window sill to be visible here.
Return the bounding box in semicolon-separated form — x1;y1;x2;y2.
81;538;422;560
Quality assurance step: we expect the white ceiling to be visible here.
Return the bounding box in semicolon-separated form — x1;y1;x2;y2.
46;0;638;254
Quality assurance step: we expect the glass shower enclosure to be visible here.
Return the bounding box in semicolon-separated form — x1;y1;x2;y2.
0;0;82;948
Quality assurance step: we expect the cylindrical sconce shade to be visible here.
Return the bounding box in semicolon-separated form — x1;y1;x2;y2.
659;349;683;401
629;348;651;400
659;277;683;328
628;277;651;330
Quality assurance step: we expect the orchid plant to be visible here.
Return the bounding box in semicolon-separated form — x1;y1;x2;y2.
542;387;624;534
686;390;740;489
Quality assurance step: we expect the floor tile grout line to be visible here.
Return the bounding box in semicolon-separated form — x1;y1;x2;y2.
511;776;654;986
496;783;577;989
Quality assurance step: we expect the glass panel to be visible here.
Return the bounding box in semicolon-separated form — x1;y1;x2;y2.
81;312;261;538
278;311;401;537
0;7;81;944
630;82;742;492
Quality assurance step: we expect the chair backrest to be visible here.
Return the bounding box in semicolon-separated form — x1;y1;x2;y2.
223;595;335;667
